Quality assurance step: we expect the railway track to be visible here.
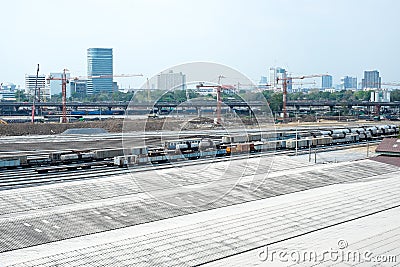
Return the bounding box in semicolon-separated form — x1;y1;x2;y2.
0;140;381;191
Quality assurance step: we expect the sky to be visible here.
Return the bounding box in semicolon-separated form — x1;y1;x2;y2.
1;0;399;88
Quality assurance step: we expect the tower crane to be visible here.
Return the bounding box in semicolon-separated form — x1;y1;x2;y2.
195;76;226;125
46;72;143;123
194;84;223;124
234;81;316;92
379;82;400;87
277;73;329;119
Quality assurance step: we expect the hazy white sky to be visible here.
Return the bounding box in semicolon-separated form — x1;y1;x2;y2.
1;0;399;88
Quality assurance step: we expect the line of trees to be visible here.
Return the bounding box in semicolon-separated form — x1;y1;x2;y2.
288;90;372;102
260;89;400;113
392;90;400;101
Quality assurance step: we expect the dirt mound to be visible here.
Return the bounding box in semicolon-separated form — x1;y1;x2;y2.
0;119;124;136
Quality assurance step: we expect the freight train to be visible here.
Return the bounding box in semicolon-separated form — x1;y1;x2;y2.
113;124;399;167
0;124;399;169
0;148;126;169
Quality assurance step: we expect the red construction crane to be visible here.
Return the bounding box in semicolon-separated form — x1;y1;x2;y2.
195;81;228;125
277;73;328;119
47;72;143;123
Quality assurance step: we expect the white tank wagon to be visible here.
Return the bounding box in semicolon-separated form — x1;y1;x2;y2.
389;125;400;133
377;125;390;134
364;126;378;136
60;154;79;162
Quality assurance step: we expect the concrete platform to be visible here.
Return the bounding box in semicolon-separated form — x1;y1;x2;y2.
1;162;399;266
0;156;399;266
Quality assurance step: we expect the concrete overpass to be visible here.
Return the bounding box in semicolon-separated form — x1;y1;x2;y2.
286;100;400;115
0;100;265;110
1;100;399;115
287;100;400;108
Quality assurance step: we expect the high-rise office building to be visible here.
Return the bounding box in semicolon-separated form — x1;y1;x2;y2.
25;74;47;99
340;76;357;90
362;70;381;89
321;75;333;89
157;70;186;90
87;48;113;94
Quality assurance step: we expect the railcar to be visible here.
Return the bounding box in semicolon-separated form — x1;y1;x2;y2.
93;148;125;160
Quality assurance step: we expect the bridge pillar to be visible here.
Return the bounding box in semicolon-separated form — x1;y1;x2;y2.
347;105;353;115
329;105;334;112
374;104;381;115
108;106;112;111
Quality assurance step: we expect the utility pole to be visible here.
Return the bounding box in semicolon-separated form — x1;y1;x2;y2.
314;147;317;163
282;75;288;119
61;69;68;123
308;142;312;162
216;86;222;125
31;64;39;124
216;75;225;125
295;124;298;156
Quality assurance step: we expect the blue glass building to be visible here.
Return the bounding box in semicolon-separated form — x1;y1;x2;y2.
87;48;113;94
321;75;333;89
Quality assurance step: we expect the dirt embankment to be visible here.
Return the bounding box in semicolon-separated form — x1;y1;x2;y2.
0;120;124;136
0;118;188;136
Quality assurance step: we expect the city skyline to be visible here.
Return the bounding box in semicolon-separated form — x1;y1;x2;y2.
1;0;399;88
3;63;393;92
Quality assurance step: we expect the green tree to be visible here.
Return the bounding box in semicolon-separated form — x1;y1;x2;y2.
391;89;400;101
262;91;283;112
15;90;29;102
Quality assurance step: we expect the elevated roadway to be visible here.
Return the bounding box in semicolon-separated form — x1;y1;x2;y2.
1;100;399;109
